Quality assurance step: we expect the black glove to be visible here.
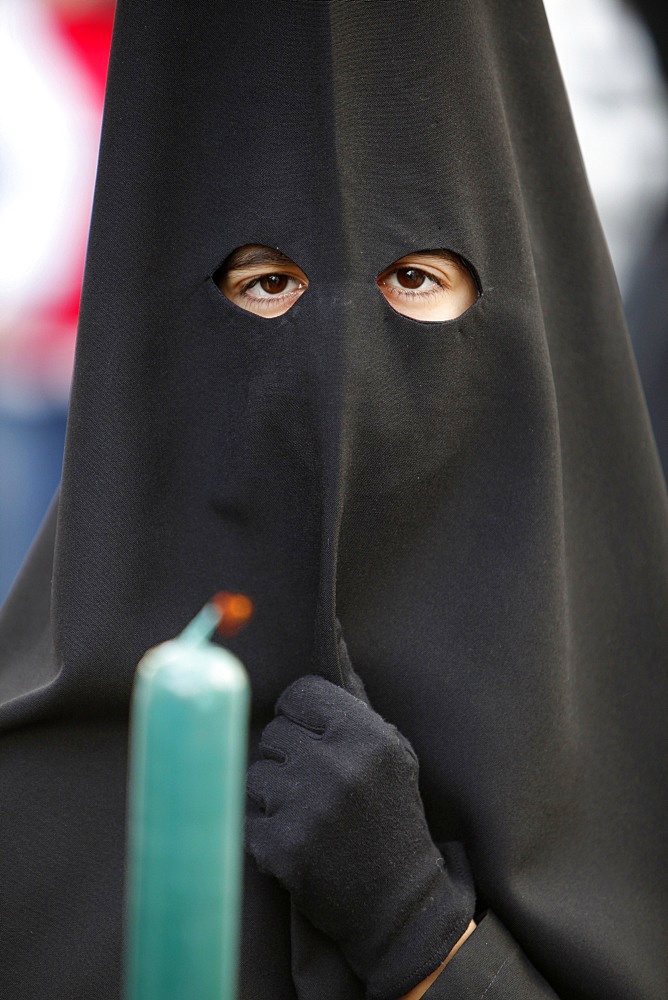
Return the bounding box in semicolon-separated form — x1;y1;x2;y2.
246;648;476;999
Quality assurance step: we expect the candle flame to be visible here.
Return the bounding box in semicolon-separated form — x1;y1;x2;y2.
211;591;254;637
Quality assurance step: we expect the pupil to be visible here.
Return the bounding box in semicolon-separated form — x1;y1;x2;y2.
260;273;289;294
397;268;425;290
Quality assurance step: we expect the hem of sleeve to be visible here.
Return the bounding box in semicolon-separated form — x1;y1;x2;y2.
423;911;557;999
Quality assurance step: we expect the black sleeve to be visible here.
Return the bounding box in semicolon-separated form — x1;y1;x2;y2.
427;912;559;999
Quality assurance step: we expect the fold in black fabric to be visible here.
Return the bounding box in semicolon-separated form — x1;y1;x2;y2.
0;2;666;998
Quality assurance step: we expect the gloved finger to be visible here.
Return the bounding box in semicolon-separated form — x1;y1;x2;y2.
246;758;287;815
259;714;323;769
335;618;370;705
246;801;297;885
275;674;355;732
245;803;278;877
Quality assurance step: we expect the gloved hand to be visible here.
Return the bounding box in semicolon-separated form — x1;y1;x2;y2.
246;637;476;1000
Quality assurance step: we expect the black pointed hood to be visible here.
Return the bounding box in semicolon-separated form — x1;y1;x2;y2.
1;2;666;997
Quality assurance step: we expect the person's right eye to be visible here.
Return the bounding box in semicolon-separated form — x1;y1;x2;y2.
238;273;307;307
215;245;309;318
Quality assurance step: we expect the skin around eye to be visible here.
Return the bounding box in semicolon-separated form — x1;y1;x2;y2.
376;252;479;321
216;245;309;318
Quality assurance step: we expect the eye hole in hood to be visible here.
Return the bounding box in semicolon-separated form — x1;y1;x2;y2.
376;250;479;322
215;244;310;319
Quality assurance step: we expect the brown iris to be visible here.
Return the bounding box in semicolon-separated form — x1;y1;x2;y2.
396;268;426;289
259;274;289;294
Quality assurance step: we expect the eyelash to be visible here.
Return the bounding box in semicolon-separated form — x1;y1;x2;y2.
380;270;447;300
238;275;304;307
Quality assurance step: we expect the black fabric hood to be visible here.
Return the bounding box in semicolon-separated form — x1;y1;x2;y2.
0;2;666;998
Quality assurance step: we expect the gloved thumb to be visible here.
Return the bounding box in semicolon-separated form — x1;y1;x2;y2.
335;618;370;705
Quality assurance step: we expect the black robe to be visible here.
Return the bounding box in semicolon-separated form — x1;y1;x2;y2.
0;2;666;997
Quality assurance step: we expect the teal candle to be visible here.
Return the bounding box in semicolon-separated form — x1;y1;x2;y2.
124;597;251;1000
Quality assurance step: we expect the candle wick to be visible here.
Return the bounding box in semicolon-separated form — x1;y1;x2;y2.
178;603;221;647
178;592;254;648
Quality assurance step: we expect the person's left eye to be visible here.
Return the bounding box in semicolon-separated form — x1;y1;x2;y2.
381;267;440;293
376;252;479;322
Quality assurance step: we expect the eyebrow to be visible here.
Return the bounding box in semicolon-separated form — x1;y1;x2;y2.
222;245;296;271
409;249;465;268
410;249;481;290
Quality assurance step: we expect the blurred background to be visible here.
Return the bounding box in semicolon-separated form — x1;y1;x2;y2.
0;0;114;601
544;0;668;483
0;0;667;603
